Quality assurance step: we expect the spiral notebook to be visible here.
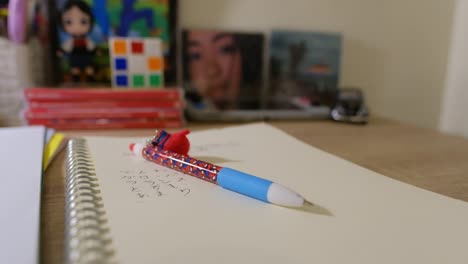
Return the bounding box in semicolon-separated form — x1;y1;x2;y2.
65;123;468;264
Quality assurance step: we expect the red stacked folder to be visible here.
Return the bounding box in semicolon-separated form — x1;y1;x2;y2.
23;88;185;130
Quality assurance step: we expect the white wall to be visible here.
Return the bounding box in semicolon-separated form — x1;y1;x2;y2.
441;0;468;138
179;0;455;129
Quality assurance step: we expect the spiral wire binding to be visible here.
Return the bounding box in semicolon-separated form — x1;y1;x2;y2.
65;138;115;264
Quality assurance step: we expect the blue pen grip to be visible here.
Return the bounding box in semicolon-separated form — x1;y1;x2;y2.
217;168;273;202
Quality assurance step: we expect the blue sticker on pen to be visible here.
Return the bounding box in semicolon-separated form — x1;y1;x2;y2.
217;168;272;202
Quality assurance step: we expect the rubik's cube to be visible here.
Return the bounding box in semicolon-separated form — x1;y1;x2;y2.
109;37;164;88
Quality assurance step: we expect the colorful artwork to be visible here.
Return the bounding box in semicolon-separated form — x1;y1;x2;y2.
269;30;342;106
54;0;176;85
109;37;164;88
182;29;264;110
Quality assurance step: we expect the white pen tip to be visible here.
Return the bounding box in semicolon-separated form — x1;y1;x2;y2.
267;183;305;207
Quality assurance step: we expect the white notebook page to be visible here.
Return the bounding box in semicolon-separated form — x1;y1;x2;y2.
85;123;468;264
0;126;45;264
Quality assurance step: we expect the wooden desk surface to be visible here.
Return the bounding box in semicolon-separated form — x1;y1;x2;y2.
41;118;468;264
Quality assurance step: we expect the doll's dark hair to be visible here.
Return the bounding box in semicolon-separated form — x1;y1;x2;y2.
59;0;94;32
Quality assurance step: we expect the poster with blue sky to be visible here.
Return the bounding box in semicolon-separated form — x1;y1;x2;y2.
269;30;342;106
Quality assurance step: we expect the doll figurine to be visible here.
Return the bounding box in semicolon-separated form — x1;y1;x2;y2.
59;0;96;82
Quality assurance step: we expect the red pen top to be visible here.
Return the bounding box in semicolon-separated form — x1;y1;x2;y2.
130;128;221;184
149;129;191;156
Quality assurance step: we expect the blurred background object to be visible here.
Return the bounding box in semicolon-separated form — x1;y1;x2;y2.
179;0;456;132
3;0;468;136
182;29;264;111
52;0;177;86
330;88;368;124
0;0;51;127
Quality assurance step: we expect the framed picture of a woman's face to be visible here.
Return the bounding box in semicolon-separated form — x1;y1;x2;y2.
182;29;264;110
